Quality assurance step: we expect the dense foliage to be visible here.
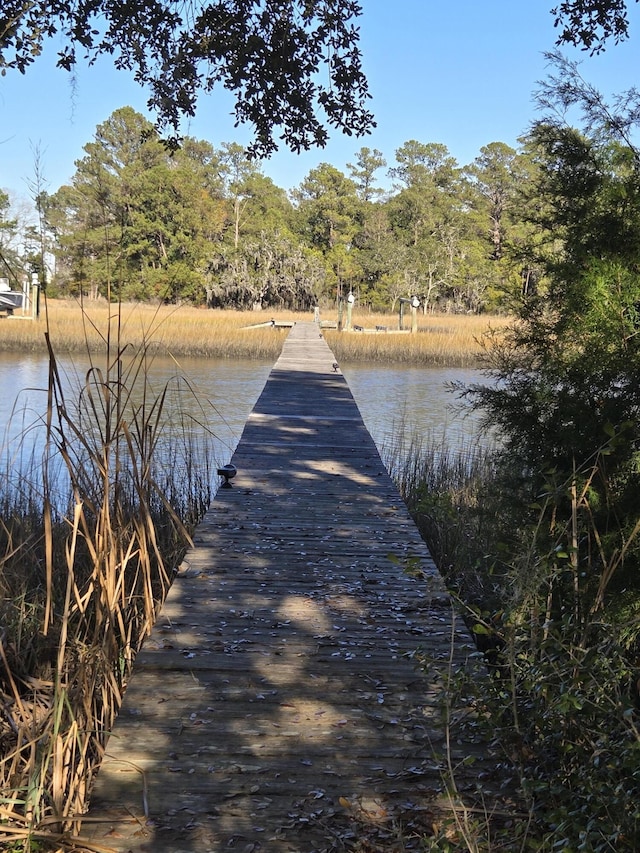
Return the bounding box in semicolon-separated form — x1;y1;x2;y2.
0;0;373;157
3;106;546;312
553;0;638;51
393;59;640;852
468;56;640;618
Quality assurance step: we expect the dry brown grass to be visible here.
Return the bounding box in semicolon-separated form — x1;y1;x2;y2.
0;315;214;850
0;300;509;365
0;300;296;360
326;310;509;366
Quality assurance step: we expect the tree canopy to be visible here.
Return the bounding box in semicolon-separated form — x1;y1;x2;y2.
2;1;635;161
31;110;532;312
553;0;638;52
0;0;374;157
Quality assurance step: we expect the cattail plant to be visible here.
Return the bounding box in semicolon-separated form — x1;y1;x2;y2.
0;299;216;850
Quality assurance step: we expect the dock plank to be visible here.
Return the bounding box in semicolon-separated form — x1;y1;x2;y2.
84;322;484;852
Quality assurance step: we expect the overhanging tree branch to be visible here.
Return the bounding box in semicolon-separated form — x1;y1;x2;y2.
552;0;637;53
0;0;375;157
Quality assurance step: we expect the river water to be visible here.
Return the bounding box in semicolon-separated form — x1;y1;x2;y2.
0;351;486;472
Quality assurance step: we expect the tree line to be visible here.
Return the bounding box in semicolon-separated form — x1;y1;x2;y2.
1;106;558;313
1;1;637;318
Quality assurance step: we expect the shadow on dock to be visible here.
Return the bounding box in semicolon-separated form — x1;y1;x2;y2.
84;324;490;852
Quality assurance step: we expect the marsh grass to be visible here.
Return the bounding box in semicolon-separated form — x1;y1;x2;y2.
383;428;501;605
386;422;640;851
326;312;508;366
0;301;292;360
0;302;218;850
0;301;507;365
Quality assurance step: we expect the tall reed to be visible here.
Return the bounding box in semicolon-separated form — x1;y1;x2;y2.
326;312;507;366
0;301;217;850
0;300;507;364
386;420;640;851
383;428;500;607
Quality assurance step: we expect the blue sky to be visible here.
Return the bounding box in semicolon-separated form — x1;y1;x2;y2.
2;0;640;201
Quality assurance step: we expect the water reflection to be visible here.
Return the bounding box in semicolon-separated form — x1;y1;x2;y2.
342;362;486;455
0;353;487;475
0;353;273;469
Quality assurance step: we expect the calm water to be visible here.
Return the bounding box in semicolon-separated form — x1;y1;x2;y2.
0;352;485;470
343;363;485;456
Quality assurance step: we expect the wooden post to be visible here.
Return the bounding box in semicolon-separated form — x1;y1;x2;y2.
411;296;419;334
399;296;420;332
31;284;40;319
345;292;354;331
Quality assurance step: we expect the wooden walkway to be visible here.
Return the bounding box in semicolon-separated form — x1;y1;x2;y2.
85;323;484;852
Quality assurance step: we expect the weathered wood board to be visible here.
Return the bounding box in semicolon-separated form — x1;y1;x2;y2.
84;322;484;852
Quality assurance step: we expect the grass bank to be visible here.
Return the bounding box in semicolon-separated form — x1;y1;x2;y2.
326;311;508;366
0;307;218;851
0;301;290;359
385;430;640;852
0;300;507;365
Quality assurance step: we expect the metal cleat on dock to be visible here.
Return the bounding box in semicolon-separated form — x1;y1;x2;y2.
217;463;237;487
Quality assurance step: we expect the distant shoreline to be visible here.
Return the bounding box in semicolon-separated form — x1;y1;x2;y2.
0;300;508;366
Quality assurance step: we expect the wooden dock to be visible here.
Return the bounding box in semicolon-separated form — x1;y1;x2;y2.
85;322;485;852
